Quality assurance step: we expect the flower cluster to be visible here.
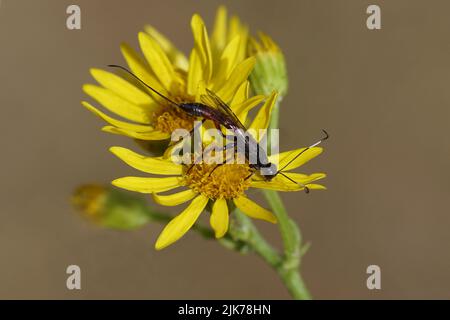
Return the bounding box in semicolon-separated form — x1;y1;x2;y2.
81;6;326;250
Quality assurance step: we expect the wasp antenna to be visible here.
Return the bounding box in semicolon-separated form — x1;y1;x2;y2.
322;129;329;140
107;64;180;108
309;129;330;148
278;172;309;194
278;129;330;172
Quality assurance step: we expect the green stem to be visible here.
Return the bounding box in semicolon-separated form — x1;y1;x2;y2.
278;269;311;300
229;208;310;300
261;189;311;300
229;210;282;267
262;190;300;265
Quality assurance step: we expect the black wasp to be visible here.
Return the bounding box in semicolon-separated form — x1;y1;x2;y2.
108;65;328;192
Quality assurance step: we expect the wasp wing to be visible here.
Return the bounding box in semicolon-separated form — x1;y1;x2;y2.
200;89;247;131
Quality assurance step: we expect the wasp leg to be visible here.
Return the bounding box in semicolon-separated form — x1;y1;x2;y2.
184;148;204;176
206;142;239;178
185;161;201;175
244;172;254;181
185;164;194;175
207;163;223;177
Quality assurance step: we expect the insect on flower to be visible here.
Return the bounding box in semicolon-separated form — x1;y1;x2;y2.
108;65;329;193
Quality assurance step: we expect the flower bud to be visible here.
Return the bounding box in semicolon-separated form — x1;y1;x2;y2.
248;32;288;98
72;184;151;230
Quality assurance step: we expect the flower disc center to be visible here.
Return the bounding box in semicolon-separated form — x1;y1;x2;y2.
184;163;252;200
154;106;195;133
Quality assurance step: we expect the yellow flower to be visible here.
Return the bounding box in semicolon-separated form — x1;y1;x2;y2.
108;92;326;250
82;7;252;141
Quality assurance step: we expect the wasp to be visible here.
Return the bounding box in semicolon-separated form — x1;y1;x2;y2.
108;65;328;192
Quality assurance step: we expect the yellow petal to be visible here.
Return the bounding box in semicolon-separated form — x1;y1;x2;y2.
210;198;229;238
248;36;263;54
216;57;256;103
138;32;176;91
230;80;249;108
195;79;207;103
83;84;151;124
82;101;152;132
102;126;170;140
306;184;327;190
228;16;248;62
120;43;167;97
249;90;279;133
270;147;323;171
163;139;185;159
282;172;326;184
155;195;209;250
110;147;183;175
90;68;154;106
211;5;227;53
258;32;280;52
191;14;213;83
212;36;242;86
234;94;265;125
250;180;304;192
187;49;203;96
144;25;189;71
112;176;182;193
233;196;277;223
152;189;197;207
228;16;243;43
251;173;326;192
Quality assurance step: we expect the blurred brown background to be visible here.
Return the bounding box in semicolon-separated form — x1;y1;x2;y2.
0;0;449;299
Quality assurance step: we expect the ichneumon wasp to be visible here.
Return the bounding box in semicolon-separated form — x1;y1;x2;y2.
108;65;328;193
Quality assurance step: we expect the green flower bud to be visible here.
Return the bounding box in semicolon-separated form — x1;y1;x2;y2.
72;184;151;230
248;32;288;98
